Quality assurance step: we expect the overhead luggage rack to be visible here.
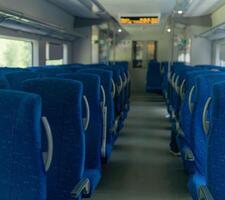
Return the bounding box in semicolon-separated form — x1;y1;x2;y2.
0;8;83;40
197;22;225;40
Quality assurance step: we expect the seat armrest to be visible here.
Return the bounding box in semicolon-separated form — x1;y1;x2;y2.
199;186;214;200
71;178;90;198
183;146;195;161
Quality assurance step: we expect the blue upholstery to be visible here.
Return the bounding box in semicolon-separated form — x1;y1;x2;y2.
0;67;26;74
103;66;124;120
188;173;206;200
29;67;73;77
192;74;225;176
4;72;40;90
0;90;46;200
178;70;215;174
0;68;29;89
85;64;127;138
59;73;102;195
179;70;216;149
22;78;85;200
110;64;127;131
206;82;225;200
146;60;161;91
0;76;10;89
78;69;114;163
87;64;123;118
187;74;225;200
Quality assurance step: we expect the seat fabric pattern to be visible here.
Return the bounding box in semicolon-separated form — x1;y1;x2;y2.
60;73;102;195
23;78;85;200
0;90;46;200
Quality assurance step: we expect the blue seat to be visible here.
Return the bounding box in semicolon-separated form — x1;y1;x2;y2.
4;71;40;90
0;76;10;89
110;64;128;131
0;68;30;89
0;67;26;74
0;90;46;200
85;64;125;139
29;67;73;77
78;69;115;163
112;63;130;120
188;74;225;200
99;65;124;123
146;60;161;91
23;78;89;200
199;81;225;200
171;65;192;119
178;70;217;174
59;73;102;196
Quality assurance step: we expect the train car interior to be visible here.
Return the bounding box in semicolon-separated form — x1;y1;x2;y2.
1;0;225;200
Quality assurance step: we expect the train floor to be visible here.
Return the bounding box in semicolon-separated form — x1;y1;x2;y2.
93;94;191;200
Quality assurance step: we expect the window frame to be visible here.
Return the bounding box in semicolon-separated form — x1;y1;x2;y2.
45;42;68;65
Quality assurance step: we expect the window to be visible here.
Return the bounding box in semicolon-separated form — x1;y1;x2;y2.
46;42;68;65
0;36;33;68
175;33;191;64
178;52;190;63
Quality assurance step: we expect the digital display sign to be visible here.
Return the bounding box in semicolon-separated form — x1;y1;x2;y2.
119;16;160;25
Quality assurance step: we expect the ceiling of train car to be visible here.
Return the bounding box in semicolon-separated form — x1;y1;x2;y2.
97;0;176;35
47;0;99;18
46;0;225;36
97;0;225;35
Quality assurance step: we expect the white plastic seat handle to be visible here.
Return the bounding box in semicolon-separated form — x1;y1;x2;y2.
83;95;90;131
202;97;212;135
188;86;196;113
100;85;106;107
175;75;180;93
111;78;116;98
42;116;53;172
180;79;186;99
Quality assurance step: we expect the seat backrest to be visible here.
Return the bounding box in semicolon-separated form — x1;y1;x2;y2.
22;78;85;200
59;73;102;170
4;71;40;90
0;90;46;200
110;65;128;114
207;82;225;200
78;69;115;147
0;75;10;89
86;65;122;116
30;67;71;77
191;74;225;176
146;60;161;90
179;70;216;144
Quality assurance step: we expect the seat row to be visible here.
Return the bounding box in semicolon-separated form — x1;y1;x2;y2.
0;62;131;200
161;62;225;200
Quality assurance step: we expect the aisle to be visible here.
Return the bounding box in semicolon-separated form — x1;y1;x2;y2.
93;94;191;200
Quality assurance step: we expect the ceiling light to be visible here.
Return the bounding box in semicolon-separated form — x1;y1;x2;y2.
178;10;183;15
167;28;171;33
118;28;122;33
